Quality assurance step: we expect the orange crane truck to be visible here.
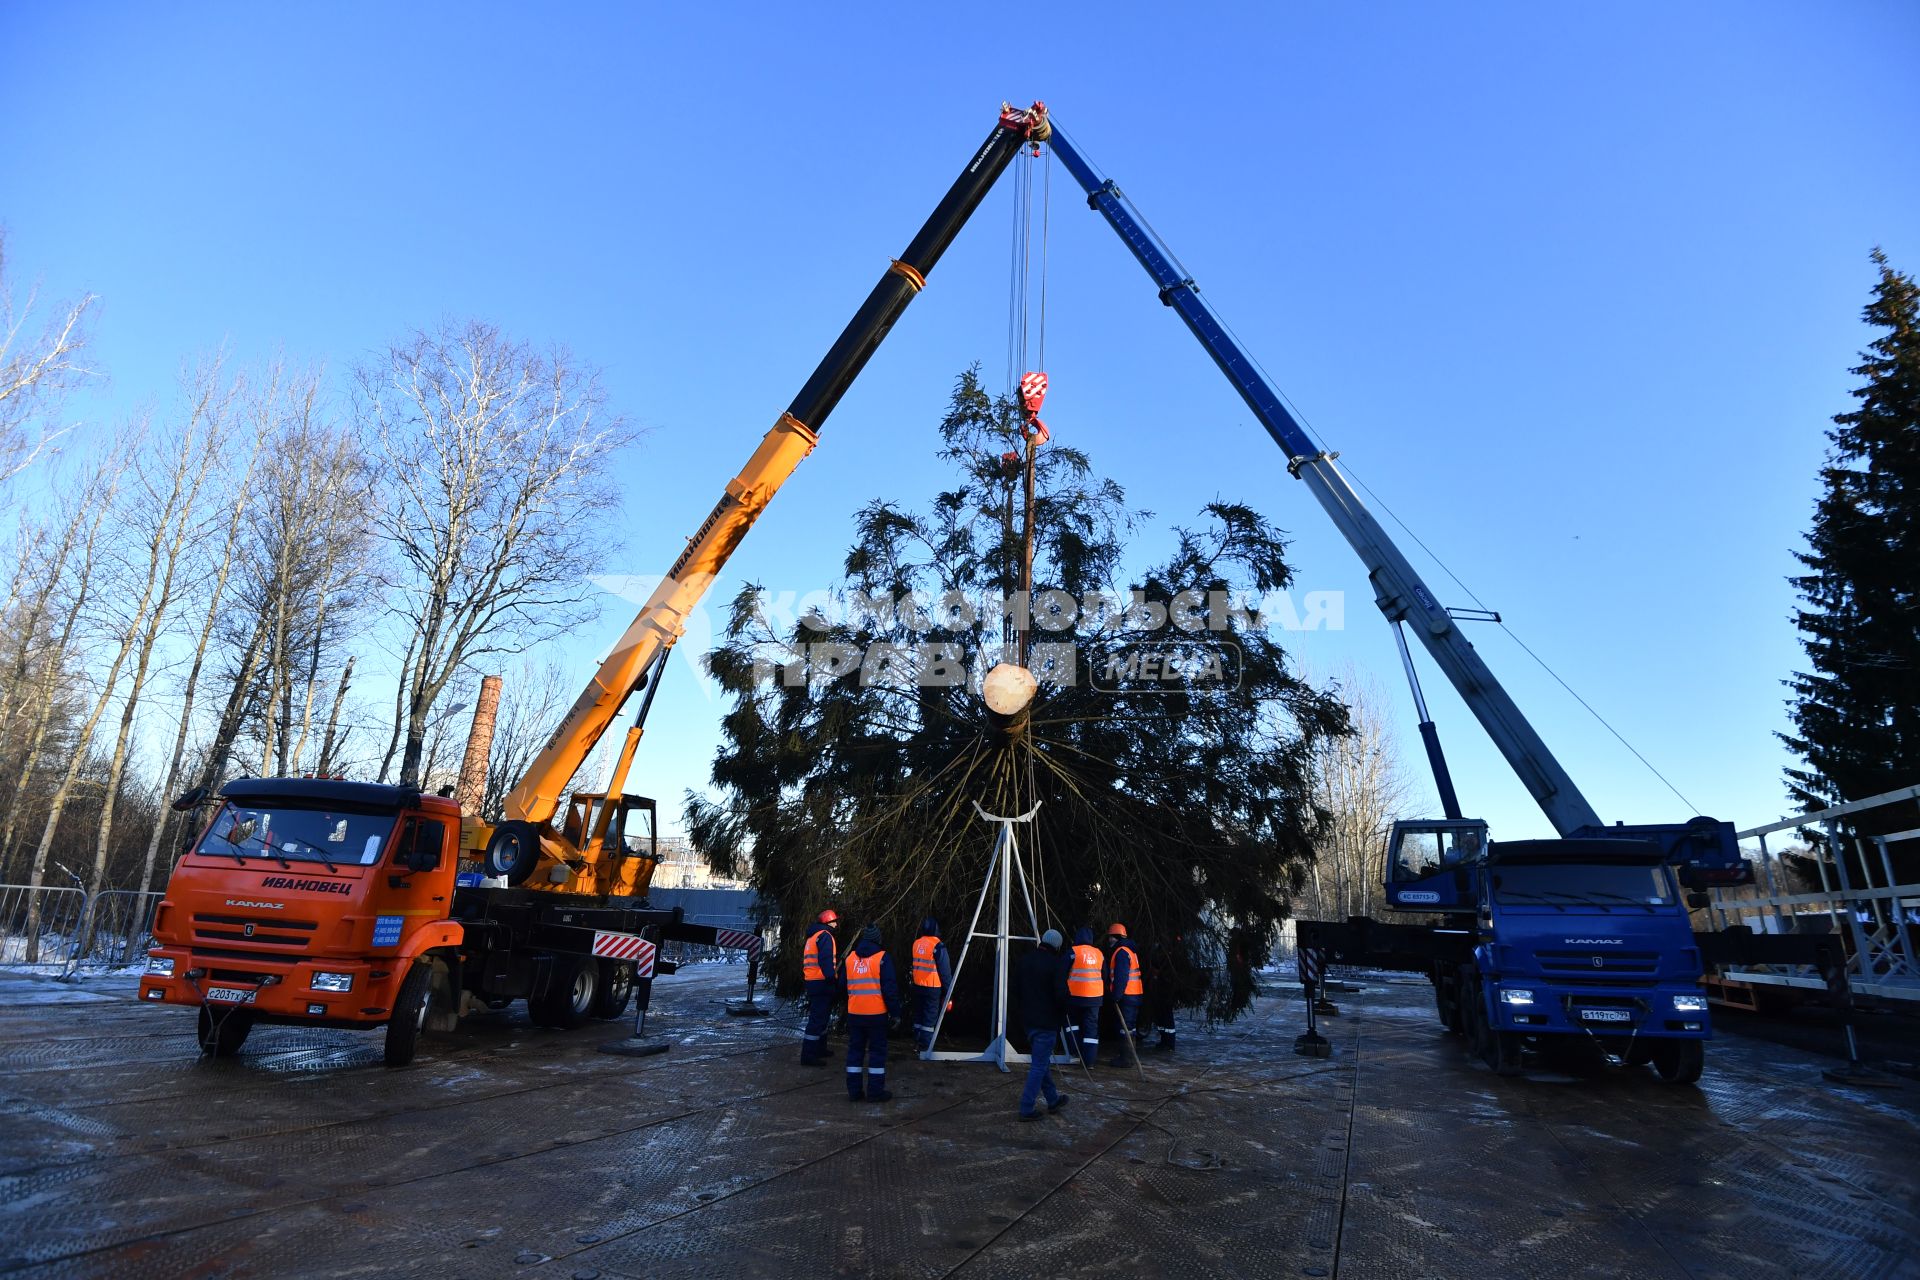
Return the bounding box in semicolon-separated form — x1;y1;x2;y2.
136;103;1053;1066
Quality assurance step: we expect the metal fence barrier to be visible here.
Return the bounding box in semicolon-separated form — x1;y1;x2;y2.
1710;784;1920;1004
0;883;88;969
0;884;164;975
75;890;164;972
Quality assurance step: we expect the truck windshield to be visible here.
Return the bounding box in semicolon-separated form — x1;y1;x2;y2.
1392;827;1485;879
199;803;394;868
1490;863;1675;908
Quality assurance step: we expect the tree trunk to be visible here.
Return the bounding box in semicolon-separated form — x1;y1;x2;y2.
90;411;224;898
377;635;415;784
315;654;355;777
0;479;117;879
194;603;271;795
22;609;145;961
133;463;259;897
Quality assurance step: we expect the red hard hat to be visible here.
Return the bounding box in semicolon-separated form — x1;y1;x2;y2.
818;909;839;925
1108;922;1128;938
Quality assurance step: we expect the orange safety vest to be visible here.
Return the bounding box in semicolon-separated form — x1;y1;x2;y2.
845;950;887;1015
1109;943;1145;997
1068;944;1104;999
911;936;943;988
803;927;833;983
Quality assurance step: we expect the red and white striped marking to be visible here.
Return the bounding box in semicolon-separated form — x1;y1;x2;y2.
593;931;658;978
1297;947;1325;988
713;929;762;958
594;931;649;961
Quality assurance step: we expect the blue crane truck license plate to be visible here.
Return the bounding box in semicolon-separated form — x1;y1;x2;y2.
204;987;257;1003
1578;1008;1631;1023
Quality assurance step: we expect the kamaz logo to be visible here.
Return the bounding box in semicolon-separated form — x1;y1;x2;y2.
1565;938;1622;945
226;900;284;909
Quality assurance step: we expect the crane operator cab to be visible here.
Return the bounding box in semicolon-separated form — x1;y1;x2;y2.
550;792;662;898
1384;818;1488;914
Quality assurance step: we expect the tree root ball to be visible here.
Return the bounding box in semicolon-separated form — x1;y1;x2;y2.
982;663;1036;745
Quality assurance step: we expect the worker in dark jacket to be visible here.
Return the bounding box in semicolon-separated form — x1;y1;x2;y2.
1105;922;1146;1065
909;917;953;1053
1064;926;1104;1067
1146;935;1179;1052
800;909;840;1065
1016;929;1071;1120
843;924;899;1102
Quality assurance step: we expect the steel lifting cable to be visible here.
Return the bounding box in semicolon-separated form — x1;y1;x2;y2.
1013;160;1029;397
1098;157;1701;815
1038;147;1051;375
1006;153;1036;397
1333;456;1702;815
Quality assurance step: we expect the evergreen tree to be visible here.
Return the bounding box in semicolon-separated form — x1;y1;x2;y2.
1782;250;1920;832
689;368;1350;1022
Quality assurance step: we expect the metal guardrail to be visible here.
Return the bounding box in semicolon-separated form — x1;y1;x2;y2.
0;884;163;975
0;883;88;969
80;890;164;972
1710;784;1920;1003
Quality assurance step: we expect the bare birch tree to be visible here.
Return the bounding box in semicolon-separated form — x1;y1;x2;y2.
480;657;572;819
194;368;371;790
0;232;97;484
132;370;266;893
0;453;124;878
359;321;631;786
1302;669;1417;920
19;432;138;958
88;362;238;897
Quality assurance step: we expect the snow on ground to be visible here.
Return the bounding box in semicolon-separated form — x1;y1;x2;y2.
0;970;129;1004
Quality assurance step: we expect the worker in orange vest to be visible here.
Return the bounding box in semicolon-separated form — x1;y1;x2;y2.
799;909;840;1066
1064;926;1105;1067
843;924;899;1102
1106;922;1146;1066
909;917;952;1053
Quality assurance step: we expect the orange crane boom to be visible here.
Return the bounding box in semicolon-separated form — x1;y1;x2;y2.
473;102;1052;894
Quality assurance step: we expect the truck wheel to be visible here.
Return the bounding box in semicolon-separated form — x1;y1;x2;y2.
196;1005;253;1057
530;955;597;1030
1485;1029;1524;1077
384;961;434;1068
1434;981;1462;1034
483;820;543;886
1652;1039;1704;1084
1463;977;1490;1056
592;960;635;1019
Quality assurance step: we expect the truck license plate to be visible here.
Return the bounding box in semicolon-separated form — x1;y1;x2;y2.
205;987;257;1004
1579;1008;1630;1022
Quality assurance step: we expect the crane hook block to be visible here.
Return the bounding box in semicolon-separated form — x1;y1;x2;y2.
1018;371;1051;446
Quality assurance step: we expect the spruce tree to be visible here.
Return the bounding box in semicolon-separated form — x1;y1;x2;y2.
1782;250;1920;832
689;367;1350;1022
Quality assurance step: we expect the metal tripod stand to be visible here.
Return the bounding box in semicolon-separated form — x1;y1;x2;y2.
921;800;1043;1071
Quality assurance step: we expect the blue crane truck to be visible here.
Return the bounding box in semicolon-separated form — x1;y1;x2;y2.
1031;119;1841;1083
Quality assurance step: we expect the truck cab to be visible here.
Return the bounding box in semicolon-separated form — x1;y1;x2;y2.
140;778;463;1060
1384;818;1488;913
1457;837;1710;1082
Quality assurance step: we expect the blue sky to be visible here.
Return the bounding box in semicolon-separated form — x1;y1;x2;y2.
3;3;1915;840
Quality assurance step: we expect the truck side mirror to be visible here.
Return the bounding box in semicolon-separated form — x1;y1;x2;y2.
396;820;444;874
1685;891;1711;910
170;785;210;813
